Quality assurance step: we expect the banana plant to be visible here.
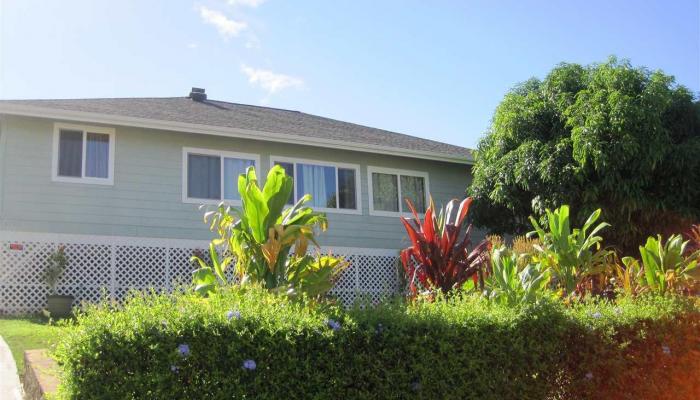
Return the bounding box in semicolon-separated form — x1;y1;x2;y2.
528;205;611;297
192;165;347;298
630;234;700;295
485;247;551;306
399;196;491;298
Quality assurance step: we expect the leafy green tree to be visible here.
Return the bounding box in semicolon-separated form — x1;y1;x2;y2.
469;57;700;251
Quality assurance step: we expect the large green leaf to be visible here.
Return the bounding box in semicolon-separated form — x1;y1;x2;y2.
192;267;217;296
240;167;270;243
263;165;293;229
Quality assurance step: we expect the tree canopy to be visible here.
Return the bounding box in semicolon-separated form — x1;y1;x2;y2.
468;57;700;251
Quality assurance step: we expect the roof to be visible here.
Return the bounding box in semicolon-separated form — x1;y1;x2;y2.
0;96;473;164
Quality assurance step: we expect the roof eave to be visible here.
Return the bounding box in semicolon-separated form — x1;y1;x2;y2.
0;103;474;165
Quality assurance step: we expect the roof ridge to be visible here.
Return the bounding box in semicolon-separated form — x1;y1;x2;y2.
204;99;302;114
0;96;187;102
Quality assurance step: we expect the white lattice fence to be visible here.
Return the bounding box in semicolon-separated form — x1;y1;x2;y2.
0;231;400;314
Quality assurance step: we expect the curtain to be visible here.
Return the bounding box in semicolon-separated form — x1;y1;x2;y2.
401;175;426;213
337;168;356;209
58;130;83;177
188;154;221;199
223;158;254;200
372;172;399;212
297;163;336;208
85;132;109;178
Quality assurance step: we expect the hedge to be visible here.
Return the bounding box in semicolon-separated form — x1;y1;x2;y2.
54;288;700;400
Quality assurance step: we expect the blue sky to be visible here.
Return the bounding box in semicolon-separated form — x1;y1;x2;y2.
0;0;698;149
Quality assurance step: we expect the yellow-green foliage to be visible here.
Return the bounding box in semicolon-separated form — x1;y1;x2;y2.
54;287;699;400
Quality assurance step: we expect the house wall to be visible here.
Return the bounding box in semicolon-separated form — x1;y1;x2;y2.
0;115;474;250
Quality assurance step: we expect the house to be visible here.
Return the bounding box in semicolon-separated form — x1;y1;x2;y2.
0;88;474;312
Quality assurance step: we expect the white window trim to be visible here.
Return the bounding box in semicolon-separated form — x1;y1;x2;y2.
182;147;261;205
52;123;116;185
367;166;430;217
269;155;363;215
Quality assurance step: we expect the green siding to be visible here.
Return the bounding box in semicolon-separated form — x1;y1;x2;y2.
0;117;6;218
0;115;474;249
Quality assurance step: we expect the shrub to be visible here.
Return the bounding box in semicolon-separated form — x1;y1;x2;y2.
484;246;553;306
528;205;613;297
399;197;490;297
191;165;347;297
622;234;700;295
55;287;700;399
44;246;68;295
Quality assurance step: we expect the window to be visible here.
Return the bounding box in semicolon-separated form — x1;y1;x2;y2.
368;167;429;216
52;123;115;185
271;157;361;214
183;148;259;204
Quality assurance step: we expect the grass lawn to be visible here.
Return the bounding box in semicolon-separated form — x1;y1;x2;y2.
0;316;68;372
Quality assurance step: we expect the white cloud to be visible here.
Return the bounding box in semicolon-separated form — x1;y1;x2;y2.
187;42;199;49
198;6;247;38
228;0;266;7
240;65;304;94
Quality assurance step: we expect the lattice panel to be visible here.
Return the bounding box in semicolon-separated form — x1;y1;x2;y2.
329;254;400;306
59;243;111;287
116;246;167;288
169;247;202;288
0;234;400;313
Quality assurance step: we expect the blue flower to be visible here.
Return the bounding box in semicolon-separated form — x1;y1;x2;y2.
227;310;241;321
411;380;422;392
326;319;341;331
585;372;593;380
591;312;602;319
242;359;257;370
376;323;384;335
170;365;179;374
662;345;671;355
177;344;190;357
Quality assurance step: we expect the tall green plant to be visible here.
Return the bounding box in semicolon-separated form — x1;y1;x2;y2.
528;205;611;297
484;247;552;306
192;165;347;297
623;234;700;295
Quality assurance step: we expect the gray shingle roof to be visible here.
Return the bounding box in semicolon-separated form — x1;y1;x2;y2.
0;97;472;161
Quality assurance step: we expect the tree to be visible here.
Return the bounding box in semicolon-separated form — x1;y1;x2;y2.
468;57;700;252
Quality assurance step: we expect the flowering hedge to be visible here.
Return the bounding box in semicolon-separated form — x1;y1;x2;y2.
54;288;699;399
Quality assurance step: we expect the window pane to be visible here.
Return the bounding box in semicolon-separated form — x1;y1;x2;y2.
372;172;399;212
296;163;337;208
223;158;255;200
401;175;426;213
338;168;356;209
274;162;295;204
58;130;83;177
85;133;109;178
187;154;221;199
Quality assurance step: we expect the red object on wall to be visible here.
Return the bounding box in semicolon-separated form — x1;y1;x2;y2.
9;243;24;251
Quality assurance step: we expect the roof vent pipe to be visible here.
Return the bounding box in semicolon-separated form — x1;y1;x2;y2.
189;87;207;101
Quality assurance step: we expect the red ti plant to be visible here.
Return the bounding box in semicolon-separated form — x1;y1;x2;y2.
687;224;700;254
399;197;491;298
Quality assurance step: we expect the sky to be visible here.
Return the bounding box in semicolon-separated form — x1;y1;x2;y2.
0;0;698;149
